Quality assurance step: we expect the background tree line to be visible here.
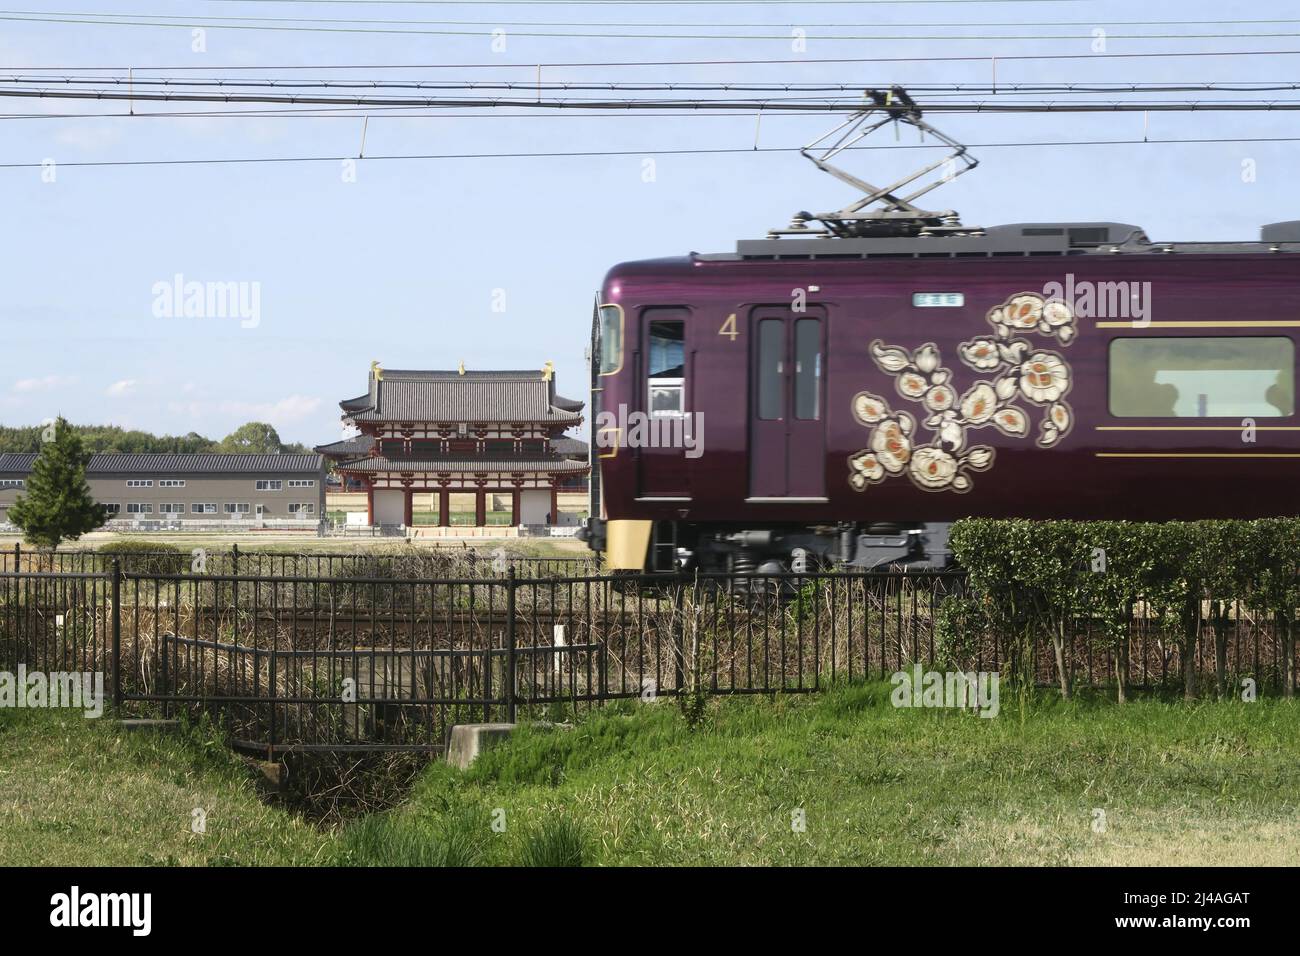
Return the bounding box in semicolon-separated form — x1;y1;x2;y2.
0;421;311;456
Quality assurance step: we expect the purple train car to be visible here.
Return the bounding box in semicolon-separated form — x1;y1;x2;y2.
582;221;1300;572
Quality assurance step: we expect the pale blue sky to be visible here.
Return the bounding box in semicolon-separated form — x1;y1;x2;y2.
0;0;1296;445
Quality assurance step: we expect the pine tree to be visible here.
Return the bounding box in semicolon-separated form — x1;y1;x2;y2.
8;417;108;549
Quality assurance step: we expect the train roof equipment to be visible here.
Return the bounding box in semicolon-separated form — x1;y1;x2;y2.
738;86;1300;262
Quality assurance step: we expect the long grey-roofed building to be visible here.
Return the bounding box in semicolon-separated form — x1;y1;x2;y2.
0;452;325;530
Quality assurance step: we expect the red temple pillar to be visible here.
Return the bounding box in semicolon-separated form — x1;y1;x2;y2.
550;485;558;526
365;480;374;526
474;491;486;527
438;490;450;527
403;489;413;526
511;491;520;526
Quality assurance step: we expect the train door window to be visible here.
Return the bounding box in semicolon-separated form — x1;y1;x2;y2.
1109;337;1295;417
647;318;685;416
598;304;624;375
794;318;822;420
757;318;785;420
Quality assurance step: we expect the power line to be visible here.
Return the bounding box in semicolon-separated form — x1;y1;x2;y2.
11;48;1300;70
0;87;912;107
11;12;1300;41
4;86;1300;112
79;16;1300;29
2;135;1296;171
199;1;1090;5
7;76;1299;96
14;9;1300;32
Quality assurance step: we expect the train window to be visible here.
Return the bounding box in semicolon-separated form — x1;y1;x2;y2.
1109;337;1295;417
647;318;685;416
757;318;784;420
598;304;624;376
794;318;822;420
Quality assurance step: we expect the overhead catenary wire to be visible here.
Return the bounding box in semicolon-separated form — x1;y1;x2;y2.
3;135;1299;171
196;1;1109;5
4;76;1299;96
12;11;1300;41
16;13;1300;30
13;48;1300;71
2;86;1299;112
15;1;1139;7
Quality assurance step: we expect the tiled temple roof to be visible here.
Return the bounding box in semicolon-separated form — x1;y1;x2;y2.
341;368;583;425
337;455;588;474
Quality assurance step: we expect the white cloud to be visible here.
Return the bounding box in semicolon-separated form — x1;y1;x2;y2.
106;379;137;397
220;395;322;422
167;394;321;425
12;375;76;393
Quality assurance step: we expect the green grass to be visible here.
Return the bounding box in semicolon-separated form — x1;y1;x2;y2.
387;685;1300;866
4;685;1297;866
0;708;329;866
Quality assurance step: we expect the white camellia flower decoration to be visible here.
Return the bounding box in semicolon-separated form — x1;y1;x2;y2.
959;382;998;425
1018;352;1070;404
1003;294;1044;330
870;418;914;475
923;384;957;413
849;291;1077;494
986;292;1077;345
909;446;959;489
959;338;1001;370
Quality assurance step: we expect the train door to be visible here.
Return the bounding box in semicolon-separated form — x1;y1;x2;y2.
749;306;826;499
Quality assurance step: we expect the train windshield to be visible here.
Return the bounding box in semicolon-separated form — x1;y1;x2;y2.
598;304;623;375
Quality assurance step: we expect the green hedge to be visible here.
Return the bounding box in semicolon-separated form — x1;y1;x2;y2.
945;518;1300;703
96;540;187;575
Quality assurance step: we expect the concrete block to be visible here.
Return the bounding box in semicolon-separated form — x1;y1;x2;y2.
446;722;517;770
247;759;286;792
117;719;181;733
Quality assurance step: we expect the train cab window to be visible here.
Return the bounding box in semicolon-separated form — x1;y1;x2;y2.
647;318;686;416
794;318;822;420
1109;337;1295;417
757;319;785;420
598;304;624;375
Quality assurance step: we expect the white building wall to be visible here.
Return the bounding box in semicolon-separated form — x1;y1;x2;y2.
520;489;551;524
373;489;405;525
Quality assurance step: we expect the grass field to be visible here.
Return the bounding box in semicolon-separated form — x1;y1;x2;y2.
0;708;328;866
0;532;590;557
3;685;1297;866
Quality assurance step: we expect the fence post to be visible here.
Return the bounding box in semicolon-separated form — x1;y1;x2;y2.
674;572;686;695
160;633;170;720
12;541;18;573
268;644;277;762
506;566;517;723
110;557;122;714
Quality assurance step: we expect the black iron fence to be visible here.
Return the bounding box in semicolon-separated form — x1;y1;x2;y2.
0;562;1293;756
